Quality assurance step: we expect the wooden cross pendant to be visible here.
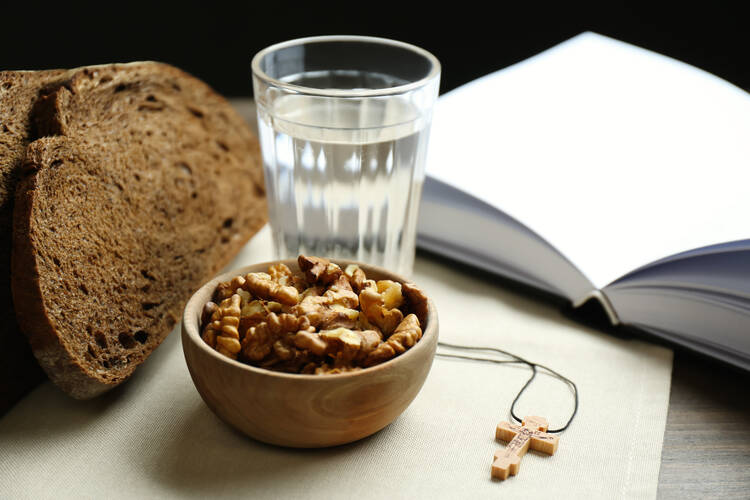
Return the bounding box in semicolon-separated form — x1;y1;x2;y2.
492;416;559;480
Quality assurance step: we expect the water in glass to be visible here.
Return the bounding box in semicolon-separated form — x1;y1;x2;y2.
256;71;431;275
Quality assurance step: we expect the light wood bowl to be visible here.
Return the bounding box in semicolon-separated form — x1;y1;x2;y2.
181;259;438;448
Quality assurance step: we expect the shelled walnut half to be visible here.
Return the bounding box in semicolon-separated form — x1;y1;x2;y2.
200;256;429;374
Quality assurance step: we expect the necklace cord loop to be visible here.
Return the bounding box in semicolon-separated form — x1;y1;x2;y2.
436;342;578;433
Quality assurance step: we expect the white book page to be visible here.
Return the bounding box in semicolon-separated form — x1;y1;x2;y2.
426;32;750;290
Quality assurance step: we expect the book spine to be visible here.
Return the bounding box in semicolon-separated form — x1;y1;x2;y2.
573;290;620;325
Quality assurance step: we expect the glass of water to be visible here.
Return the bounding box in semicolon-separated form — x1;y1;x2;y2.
251;35;440;276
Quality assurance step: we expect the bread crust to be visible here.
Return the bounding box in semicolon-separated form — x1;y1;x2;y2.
0;69;70;411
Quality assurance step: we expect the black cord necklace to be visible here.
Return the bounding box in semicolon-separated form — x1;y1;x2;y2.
436;341;578;433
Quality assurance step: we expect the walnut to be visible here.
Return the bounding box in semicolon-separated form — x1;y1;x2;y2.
214;275;247;301
240;312;310;361
267;301;283;312
242;272;299;306
268;263;294;286
319;304;359;329
268;264;308;296
291;273;309;292
201;301;219;328
298;255;342;285
344;264;366;293
376;280;404;309
301;362;319;374
300;304;359;330
272;332;315;367
360;279;377;293
300;285;325;300
363;314;422;367
293;329;328;356
319;328;381;365
273;336;295;360
239;299;270;331
298;255;328;282
293;327;380;365
262;332;318;373
357;312;382;336
291;294;330;327
236;288;252;305
202;256;428;374
241;299;282;317
202;294;243;359
359;287;403;336
403;282;429;326
290;276;358;329
323;274;358;308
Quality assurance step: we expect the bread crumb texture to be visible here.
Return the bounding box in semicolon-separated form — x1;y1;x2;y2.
11;63;266;398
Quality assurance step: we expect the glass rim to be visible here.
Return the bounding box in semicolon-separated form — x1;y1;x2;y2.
251;35;441;98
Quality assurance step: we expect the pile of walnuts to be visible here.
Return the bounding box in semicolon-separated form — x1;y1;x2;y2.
200;255;429;374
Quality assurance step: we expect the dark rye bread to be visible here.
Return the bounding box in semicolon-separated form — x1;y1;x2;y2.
12;62;266;399
0;69;68;413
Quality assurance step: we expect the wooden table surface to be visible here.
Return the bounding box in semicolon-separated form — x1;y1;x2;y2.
235;99;750;499
658;351;750;498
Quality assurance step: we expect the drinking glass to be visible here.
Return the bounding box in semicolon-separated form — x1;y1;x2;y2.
252;35;440;276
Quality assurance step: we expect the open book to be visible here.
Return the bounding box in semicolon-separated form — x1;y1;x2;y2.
418;32;750;371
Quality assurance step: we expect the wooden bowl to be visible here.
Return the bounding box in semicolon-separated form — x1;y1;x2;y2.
181;259;438;448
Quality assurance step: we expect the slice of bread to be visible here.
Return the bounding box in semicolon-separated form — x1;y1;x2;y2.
11;63;266;399
0;69;68;413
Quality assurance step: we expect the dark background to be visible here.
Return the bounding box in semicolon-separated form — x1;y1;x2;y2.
2;2;748;96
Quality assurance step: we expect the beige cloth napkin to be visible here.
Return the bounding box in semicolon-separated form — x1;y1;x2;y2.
0;226;673;499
